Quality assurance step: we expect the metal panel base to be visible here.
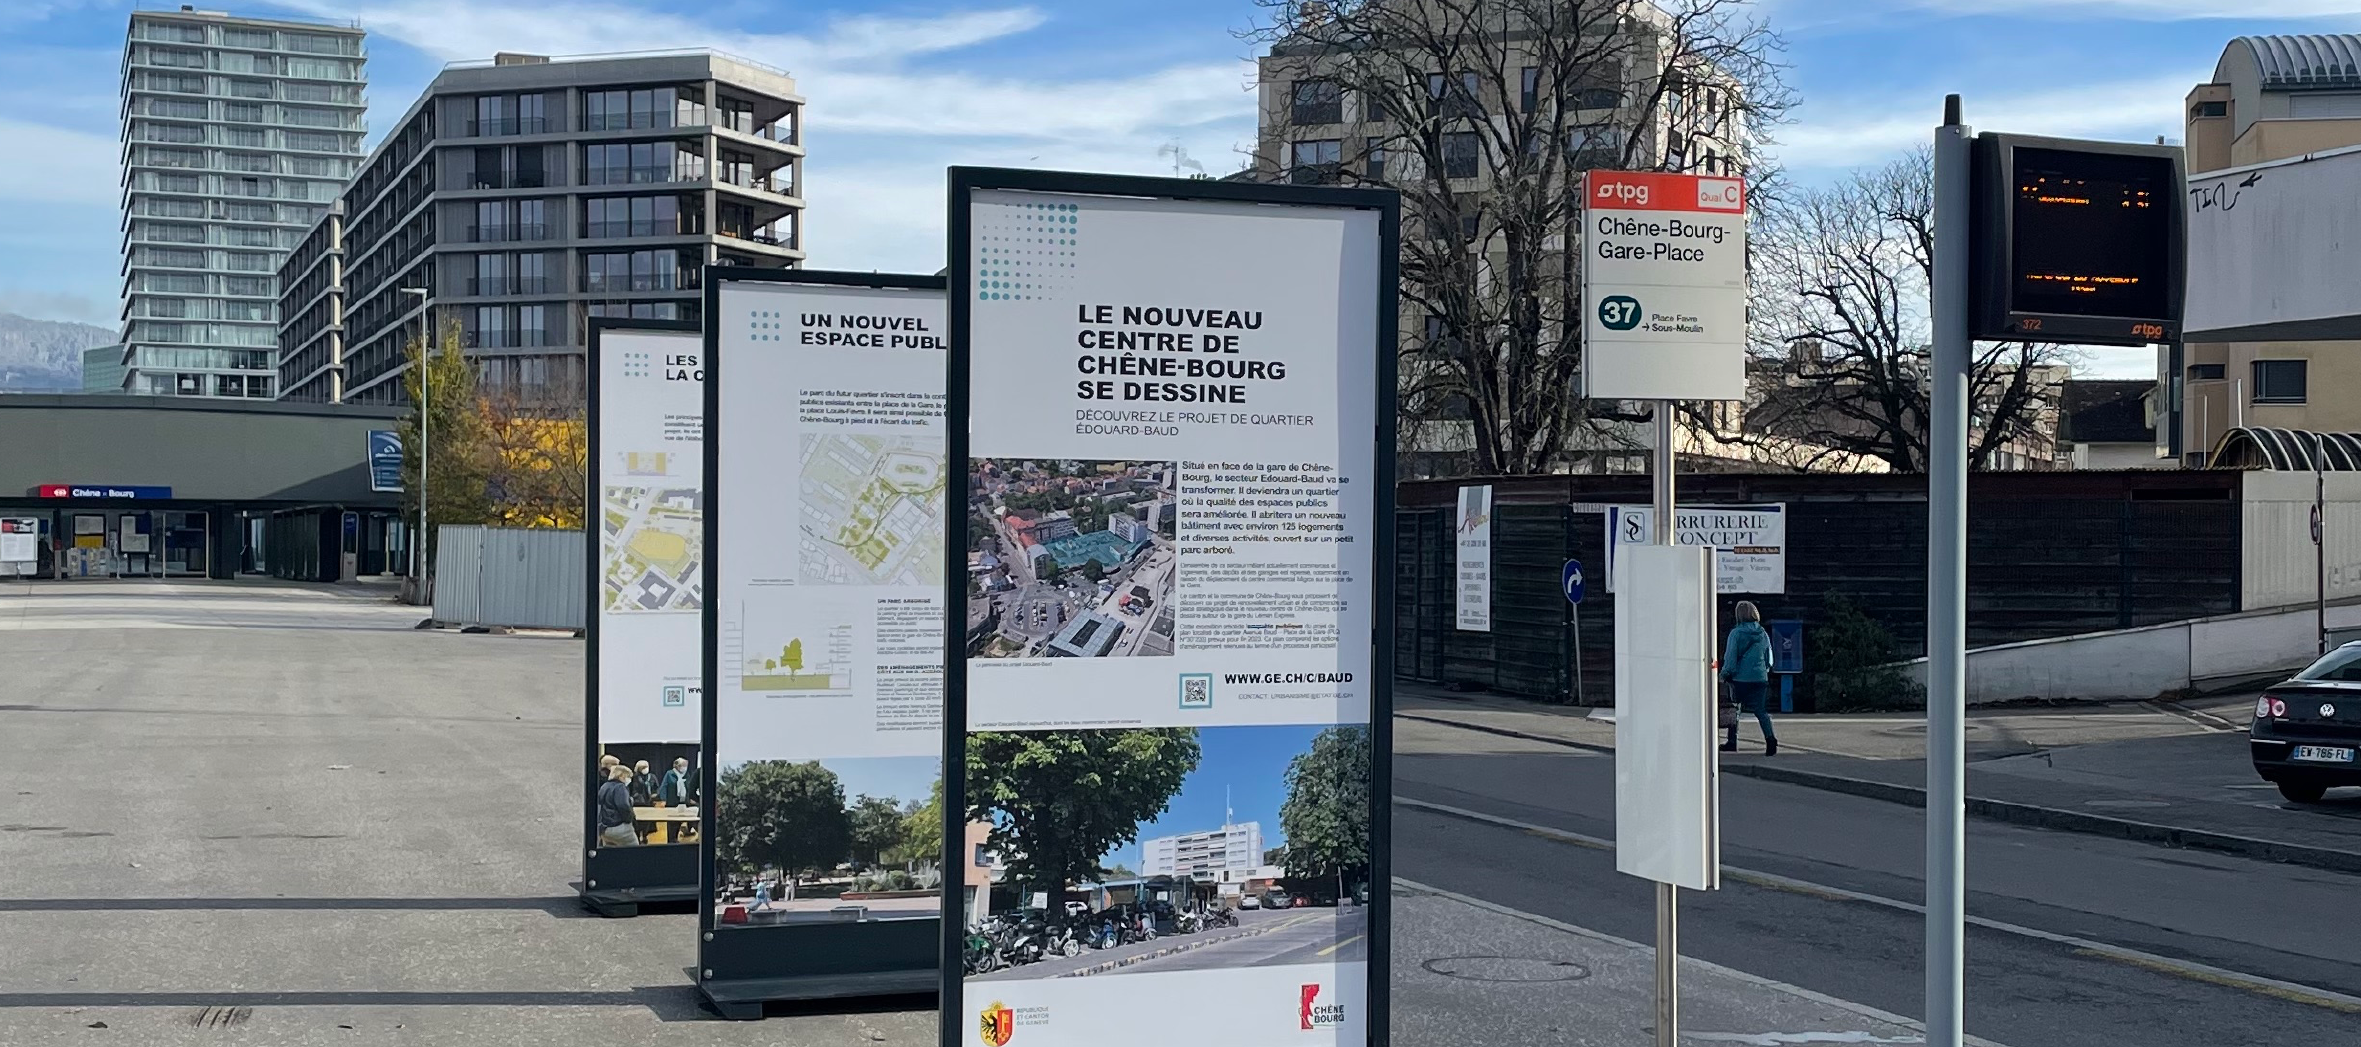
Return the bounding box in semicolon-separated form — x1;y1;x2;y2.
581;843;698;917
698;970;937;1020
579;884;699;918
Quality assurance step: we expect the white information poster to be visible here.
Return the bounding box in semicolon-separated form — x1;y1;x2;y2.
591;326;706;849
711;277;948;927
1580;170;1748;402
1605;504;1786;594
595;328;706;745
0;518;38;564
1455;485;1492;632
955;181;1384;1047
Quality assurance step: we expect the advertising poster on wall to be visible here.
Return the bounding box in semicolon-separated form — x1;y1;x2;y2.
1455;485;1492;632
584;320;707;913
0;518;38;570
945;169;1397;1047
699;269;948;1011
1604;504;1786;594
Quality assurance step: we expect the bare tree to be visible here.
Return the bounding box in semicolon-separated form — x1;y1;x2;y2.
1248;0;1791;476
1728;147;2068;472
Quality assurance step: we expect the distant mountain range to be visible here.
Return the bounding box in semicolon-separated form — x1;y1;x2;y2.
0;313;116;392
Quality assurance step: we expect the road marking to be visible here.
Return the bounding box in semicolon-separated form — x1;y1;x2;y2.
1395;876;2012;1047
1397;795;2361;1016
1318;933;1364;957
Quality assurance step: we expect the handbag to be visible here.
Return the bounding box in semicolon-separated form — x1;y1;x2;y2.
1717;679;1740;728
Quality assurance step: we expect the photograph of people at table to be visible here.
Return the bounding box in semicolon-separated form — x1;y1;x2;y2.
591;742;700;846
961;723;1370;981
710;754;944;926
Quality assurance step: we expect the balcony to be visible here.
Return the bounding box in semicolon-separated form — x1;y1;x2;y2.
464;278;553;295
465;117;551;136
585;220;689;239
465;223;551;243
717;169;795;197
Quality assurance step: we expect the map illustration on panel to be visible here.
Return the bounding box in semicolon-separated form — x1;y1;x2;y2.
798;434;946;587
602;451;704;612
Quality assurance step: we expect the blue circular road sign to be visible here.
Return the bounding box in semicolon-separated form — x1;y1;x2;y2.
1563;559;1585;605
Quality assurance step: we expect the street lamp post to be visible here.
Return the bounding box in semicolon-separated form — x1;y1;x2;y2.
401;287;430;601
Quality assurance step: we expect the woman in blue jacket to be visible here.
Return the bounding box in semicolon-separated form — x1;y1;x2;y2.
1720;600;1777;755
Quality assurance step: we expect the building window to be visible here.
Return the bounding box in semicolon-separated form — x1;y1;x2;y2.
1289;139;1341;185
1364;138;1386;182
1520;67;1540;113
1361;91;1387;124
2188;363;2226;381
1442;131;1481;179
1569;80;1622;111
1429;71;1482;120
2253;359;2307;404
2191;100;2228;119
1290;80;1342;125
476;305;511;349
473;147;503;190
474;253;507;295
518;304;554;348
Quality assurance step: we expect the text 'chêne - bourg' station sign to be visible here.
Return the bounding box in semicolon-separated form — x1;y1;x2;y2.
36;484;173;500
1580;171;1747;402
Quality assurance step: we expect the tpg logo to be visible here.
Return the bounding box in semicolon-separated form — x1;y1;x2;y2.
1596;179;1649;206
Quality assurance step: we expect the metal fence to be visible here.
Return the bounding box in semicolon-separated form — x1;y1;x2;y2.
1395;471;2247;705
432;524;584;630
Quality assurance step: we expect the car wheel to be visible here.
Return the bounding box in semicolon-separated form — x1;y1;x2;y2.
2277;779;2329;804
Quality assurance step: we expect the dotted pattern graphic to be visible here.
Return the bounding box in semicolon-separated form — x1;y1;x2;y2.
975;200;1081;302
620;349;653;378
745;308;788;342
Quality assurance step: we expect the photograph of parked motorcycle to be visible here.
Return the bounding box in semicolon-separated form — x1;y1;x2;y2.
961;897;1248;976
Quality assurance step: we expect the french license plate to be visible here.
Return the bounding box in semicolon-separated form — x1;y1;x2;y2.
2293;745;2357;763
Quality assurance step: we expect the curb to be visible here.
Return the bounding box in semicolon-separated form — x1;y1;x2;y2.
1396;710;2361;877
1719;761;2361;876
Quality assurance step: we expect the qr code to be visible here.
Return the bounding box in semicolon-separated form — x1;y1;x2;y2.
1178;673;1212;709
662;686;686;707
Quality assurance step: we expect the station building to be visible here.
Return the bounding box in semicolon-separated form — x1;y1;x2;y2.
0;395;405;582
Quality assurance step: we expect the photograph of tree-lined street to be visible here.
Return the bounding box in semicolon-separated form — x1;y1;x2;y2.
963;724;1371;981
710;755;944;926
966;458;1178;659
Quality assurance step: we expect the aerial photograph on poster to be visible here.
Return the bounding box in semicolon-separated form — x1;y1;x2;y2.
965;459;1177;659
710;754;945;928
961;723;1370;981
800;433;948;587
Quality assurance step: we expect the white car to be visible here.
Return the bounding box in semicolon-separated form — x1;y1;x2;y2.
1237;894;1261;910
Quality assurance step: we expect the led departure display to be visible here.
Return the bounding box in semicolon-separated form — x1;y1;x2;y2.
1972;135;2185;346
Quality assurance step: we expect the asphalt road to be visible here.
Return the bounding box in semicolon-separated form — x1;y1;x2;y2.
1394;720;2361;1047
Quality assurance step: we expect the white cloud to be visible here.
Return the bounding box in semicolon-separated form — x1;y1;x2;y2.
267;1;1265;272
1901;0;2361;19
1773;72;2202;171
0;116;119;206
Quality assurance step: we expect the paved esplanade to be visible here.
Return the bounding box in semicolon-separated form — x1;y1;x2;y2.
7;579;2271;1045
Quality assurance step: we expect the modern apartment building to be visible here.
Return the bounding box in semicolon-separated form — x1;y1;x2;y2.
120;7;366;399
2172;34;2361;465
280;50;804;405
1142;822;1265;881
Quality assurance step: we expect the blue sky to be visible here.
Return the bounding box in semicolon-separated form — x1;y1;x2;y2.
5;1;2358;376
821;754;941;806
1097;723;1337;869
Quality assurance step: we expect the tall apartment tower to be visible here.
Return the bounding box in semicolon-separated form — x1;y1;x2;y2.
119;7;366;399
279;51;805;404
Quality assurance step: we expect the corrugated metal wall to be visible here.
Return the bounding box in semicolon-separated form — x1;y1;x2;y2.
432;524;585;630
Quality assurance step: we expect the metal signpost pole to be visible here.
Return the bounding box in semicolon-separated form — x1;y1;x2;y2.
1927;95;1972;1047
402;287;429;596
1652;400;1678;1047
2317;431;2327;655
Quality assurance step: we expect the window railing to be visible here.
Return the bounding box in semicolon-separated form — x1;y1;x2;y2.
465;117;551;136
1288;163;1342;186
719;227;789;247
586;219;682;238
466;223;551;243
718;169;791;195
